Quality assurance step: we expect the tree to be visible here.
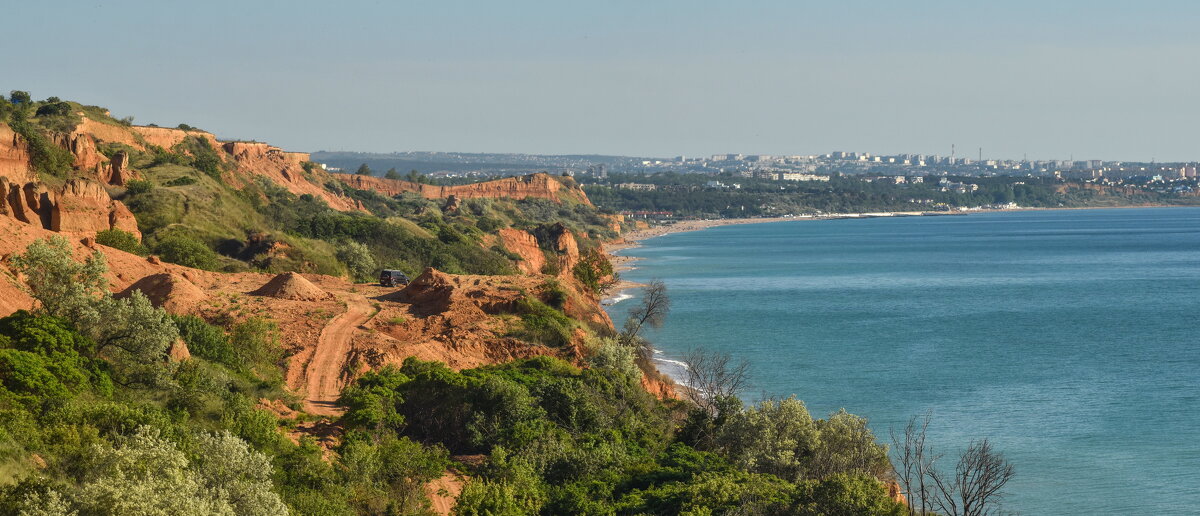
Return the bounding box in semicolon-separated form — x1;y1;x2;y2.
587;337;641;380
717;396;816;482
682;348;749;418
572;248;615;295
89;292;180;386
13;237;178;387
356;163;373;176
384;167;402;180
10;90;31;105
620;280;670;350
891;412;937;516
336;240;376;282
811;409;891;479
927;439;1015;516
153;236;219;270
73;426;234;516
12;236;109;322
192;431;290;516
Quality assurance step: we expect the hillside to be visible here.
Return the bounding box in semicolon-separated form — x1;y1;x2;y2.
0;93;908;516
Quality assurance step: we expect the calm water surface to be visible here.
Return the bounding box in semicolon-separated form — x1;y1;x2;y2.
608;208;1200;515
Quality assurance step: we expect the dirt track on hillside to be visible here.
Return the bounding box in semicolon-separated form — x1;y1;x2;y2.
303;295;373;416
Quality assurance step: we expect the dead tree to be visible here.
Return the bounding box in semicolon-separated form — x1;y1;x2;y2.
891;412;938;515
682;347;750;417
620;280;670;359
928;438;1015;516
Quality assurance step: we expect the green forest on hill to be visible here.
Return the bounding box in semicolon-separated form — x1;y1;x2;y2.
583;171;1191;218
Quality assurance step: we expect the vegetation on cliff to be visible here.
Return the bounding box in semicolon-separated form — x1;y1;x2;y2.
0;94;1007;514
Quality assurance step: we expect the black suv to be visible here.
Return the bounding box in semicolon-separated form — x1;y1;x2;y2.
379;270;410;287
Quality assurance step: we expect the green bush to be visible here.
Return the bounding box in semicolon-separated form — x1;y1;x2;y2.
7;111;75;177
95;229;146;255
172;315;235;367
163;176;198;187
537;279;568;310
124;179;154;195
335;240;376;282
230;317;283;381
153;236;219;270
0;310;110;407
513;297;574;348
572;248;615;294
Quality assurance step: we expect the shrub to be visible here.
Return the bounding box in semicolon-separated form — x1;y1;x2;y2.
229;317;282;380
537;279;568;310
513;297;574;348
798;473;907;516
587;338;641;380
95;229;146;255
163;176;197;187
7;111;75;177
0;349;72;408
153;236;219;270
124;179;154;195
173;315;235;367
572;248;615;294
335;240;376;282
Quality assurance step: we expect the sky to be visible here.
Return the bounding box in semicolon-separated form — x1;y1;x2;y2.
5;1;1199;161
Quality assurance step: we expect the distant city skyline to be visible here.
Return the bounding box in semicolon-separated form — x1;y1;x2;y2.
5;1;1200;162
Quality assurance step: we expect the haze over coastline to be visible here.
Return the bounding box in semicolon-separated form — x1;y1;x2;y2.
6;1;1200;161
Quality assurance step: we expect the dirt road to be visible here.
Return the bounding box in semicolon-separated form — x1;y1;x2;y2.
303;294;373;416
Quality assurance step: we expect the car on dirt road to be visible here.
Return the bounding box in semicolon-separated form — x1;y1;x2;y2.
379;270;410;287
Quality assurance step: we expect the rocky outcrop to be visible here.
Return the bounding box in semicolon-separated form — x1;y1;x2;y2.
641;374;679;400
49;179;140;238
133;125;221;150
498;228;546;275
0;124;36;183
553;225;580;273
223;141;357;210
0;177;139;239
340;173;591;205
107;151;133;185
52;131;106;172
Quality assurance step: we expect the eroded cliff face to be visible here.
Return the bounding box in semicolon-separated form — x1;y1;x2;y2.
340;172;591;205
0;177;140;239
222;141;359;211
50;179;140;238
0;115;367;238
498;228;546;275
0;124;36;183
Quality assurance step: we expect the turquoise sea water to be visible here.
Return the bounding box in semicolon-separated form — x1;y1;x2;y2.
607;208;1200;515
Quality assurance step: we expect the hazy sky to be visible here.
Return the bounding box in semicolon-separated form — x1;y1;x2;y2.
6;1;1198;161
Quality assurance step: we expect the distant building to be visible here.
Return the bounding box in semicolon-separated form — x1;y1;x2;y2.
616;183;656;191
778;173;830;182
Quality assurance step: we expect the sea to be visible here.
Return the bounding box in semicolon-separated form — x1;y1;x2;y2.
606;207;1200;515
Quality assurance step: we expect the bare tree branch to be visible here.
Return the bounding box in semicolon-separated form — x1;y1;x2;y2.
928;438;1014;516
622;279;670;342
682;347;750;417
